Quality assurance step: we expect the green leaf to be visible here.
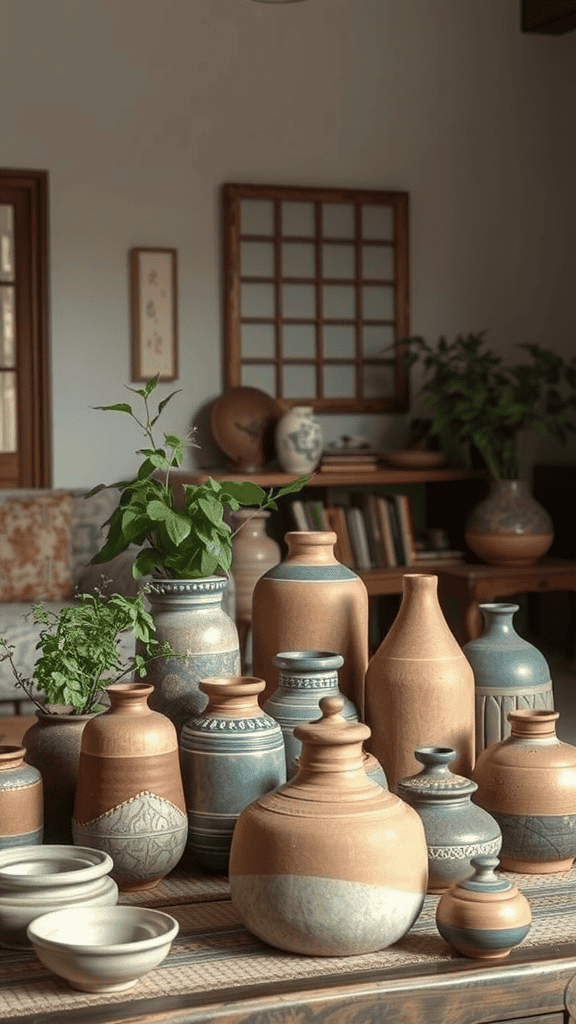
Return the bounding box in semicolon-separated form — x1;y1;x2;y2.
275;474;313;497
92;402;133;414
220;480;267;506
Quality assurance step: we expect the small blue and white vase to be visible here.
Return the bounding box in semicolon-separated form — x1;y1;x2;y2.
264;651;359;774
397;746;501;893
275;406;323;474
180;676;286;872
0;746;43;849
464;602;554;753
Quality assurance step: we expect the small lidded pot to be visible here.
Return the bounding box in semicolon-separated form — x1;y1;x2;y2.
397;747;501;893
436;856;532;960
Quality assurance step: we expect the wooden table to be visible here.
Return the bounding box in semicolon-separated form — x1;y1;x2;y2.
2;863;576;1023
437;557;576;643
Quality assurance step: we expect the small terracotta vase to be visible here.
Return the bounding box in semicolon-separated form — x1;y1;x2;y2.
0;746;43;849
72;683;188;891
364;573;475;793
275;406;323;474
252;532;369;714
22;711;96;844
465;479;553;567
472;709;576;873
264;650;359;774
229;696;428;956
397;747;501;893
230;509;281;659
179;675;286;872
464;602;554;753
436;856;532;960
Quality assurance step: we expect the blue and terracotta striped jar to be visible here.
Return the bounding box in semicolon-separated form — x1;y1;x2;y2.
0;745;43;849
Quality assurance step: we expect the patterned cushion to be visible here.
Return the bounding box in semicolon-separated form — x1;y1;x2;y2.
0;494;73;602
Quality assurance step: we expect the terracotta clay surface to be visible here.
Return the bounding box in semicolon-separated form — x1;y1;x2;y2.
0;746;43;849
23;712;95;844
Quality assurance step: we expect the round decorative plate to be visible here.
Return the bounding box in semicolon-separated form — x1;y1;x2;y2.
383;449;446;469
211;387;285;472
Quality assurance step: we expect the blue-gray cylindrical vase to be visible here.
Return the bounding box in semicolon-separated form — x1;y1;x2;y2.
179;676;286;873
264;651;359;774
463;602;554;753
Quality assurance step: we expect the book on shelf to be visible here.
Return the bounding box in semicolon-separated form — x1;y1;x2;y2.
416;549;465;561
373;495;398;567
318;460;380;473
289;499;311;531
392;493;418;566
345;506;373;571
324;505;355;567
304;499;331;530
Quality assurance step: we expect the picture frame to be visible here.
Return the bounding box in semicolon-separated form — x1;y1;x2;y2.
130;247;178;381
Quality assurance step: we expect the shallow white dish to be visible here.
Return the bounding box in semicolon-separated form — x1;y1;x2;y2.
27;905;179;993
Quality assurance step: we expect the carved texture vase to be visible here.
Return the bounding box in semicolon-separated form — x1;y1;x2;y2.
0;746;43;849
464;602;554;753
252;532;369;713
72;683;188;891
472;709;576;873
229;696;428;956
465;479;553;567
179;675;286;872
364;573;475;793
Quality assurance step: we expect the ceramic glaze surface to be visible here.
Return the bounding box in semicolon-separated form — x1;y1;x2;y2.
275;406;323;473
22;712;95;844
397;747;501;893
464;603;554;752
180;676;286;871
145;576;241;734
0;746;43;849
465;480;553;566
472;710;576;872
252;532;369;712
231;509;281;626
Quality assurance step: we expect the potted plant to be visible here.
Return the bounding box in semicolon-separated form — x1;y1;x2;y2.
89;376;311;730
400;331;576;565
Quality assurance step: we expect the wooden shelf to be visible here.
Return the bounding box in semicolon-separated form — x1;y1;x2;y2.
176;467;488;487
358;561;467;597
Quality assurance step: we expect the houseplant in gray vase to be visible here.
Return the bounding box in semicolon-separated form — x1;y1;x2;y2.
0;588;176;843
90;376;310;733
400;331;576;566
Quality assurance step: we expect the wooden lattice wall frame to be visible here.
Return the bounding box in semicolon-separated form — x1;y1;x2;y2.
222;182;409;413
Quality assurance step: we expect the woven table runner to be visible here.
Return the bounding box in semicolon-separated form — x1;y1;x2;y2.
1;865;575;1020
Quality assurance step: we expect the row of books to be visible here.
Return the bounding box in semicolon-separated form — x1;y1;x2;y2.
289;495;463;570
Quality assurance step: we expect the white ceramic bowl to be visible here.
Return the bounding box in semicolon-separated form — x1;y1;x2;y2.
27;905;180;993
0;845;118;949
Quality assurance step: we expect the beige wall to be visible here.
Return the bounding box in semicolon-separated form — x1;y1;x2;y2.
0;0;574;486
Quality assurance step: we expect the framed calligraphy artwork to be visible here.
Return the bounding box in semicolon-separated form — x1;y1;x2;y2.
130;247;178;381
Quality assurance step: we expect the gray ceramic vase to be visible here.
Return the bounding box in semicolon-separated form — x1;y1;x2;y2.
463;602;554;753
145;576;241;735
264;651;359;774
0;746;43;849
397;747;502;893
179;676;286;872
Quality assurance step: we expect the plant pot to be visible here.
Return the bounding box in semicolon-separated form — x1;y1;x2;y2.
465;479;553;567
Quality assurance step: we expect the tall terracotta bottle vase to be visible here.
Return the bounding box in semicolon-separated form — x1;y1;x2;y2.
364;573;475;793
72;683;188;891
251;532;369;715
231;509;281;665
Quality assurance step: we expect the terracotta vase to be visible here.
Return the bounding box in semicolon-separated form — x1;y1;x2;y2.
72;682;188;891
144;576;241;735
179;675;286;872
364;573;475;793
229;695;428;956
436;856;532;960
264;650;359;774
464;602;554;753
465;479;553;567
397;747;501;893
472;709;576;873
0;746;43;849
275;406;323;474
252;532;369;714
230;509;281;659
22;711;96;844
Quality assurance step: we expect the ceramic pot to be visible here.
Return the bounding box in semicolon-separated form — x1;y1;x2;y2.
0;746;43;850
291;749;388;789
179;675;286;872
464;602;554;753
436;856;532;960
397;747;501;893
229;695;428;956
465;479;553;567
144;576;241;735
230;509;281;658
275;406;323;474
72;683;188;891
264;650;358;774
364;573;475;793
252;532;369;713
22;711;96;844
472;709;576;873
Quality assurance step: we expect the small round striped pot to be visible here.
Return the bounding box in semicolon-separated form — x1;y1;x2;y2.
436;856;532;959
0;746;43;850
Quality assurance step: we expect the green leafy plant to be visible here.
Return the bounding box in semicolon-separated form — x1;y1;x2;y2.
401;331;576;479
90;376;312;579
0;588;178;716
